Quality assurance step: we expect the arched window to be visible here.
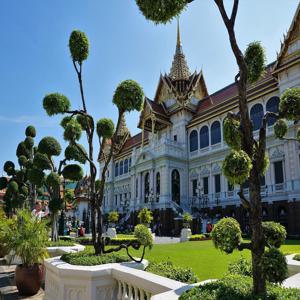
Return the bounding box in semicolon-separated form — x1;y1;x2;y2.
266;96;279;126
171;169;180;205
115;162;119;177
119;161;124;175
250;103;264;131
200;126;209;149
156;172;160;202
189;130;198;152
124;159;128;173
211;121;221;145
144;173;150;203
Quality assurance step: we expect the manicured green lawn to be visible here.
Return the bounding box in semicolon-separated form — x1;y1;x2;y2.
99;239;300;281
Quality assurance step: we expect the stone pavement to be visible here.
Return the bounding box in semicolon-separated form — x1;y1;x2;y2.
154;236;180;244
0;260;44;300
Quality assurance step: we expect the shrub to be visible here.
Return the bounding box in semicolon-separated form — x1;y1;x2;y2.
182;212;192;226
134;224;153;249
189;234;207;241
146;261;198;284
135;0;188;24
75;237;93;245
108;211;119;224
261;248;288;284
48;198;64;213
61;252;130;266
244;41;266;84
4;161;15;173
138;208;153;225
293;254;300;261
227;257;252;277
262;221;286;248
179;275;300;300
18;155;27;167
211;217;242;254
109;237;138;246
46;239;75;247
279;88;300;121
24;136;34;148
222;150;252;185
16;142;29;159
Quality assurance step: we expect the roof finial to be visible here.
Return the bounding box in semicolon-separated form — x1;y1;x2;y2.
177;17;181;47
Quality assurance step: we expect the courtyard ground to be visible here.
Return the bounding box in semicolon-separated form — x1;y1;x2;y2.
107;239;300;281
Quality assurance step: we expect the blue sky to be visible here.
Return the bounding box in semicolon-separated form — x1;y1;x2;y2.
0;0;298;174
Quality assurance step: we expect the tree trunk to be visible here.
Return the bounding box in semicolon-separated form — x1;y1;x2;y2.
51;212;58;242
249;171;265;295
214;0;266;295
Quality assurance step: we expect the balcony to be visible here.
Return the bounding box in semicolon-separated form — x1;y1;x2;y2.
190;180;300;209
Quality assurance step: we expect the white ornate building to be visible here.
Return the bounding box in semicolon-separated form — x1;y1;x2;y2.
100;7;300;236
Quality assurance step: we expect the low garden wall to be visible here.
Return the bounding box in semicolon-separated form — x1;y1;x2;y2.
44;257;186;300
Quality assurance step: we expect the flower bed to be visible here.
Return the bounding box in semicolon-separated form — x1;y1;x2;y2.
189;234;211;241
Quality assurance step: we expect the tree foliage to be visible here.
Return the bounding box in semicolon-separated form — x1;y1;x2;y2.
113;80;144;113
69;30;89;63
261;248;288;284
223;116;241;150
274;119;288;139
262;221;286;248
279;88;300;121
244;41;266;83
135;0;188;24
62;164;83;181
38;136;61;156
25;125;36;138
97;118;114;139
43;93;71;116
211;217;242;254
65;144;87;164
222;150;252;185
63;118;82;142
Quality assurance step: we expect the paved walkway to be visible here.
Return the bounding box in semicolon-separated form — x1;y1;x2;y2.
154;236;180;244
0;260;43;300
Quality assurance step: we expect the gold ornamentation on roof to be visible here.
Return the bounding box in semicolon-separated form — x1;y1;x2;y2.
169;19;191;81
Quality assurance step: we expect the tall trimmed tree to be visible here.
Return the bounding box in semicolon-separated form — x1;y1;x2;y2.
0;125;37;215
29;136;84;241
134;0;300;296
42;30;144;253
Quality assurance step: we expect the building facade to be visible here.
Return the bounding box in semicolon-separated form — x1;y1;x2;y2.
101;7;300;236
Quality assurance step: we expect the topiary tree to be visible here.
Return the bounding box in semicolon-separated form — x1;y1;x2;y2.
0;126;38;215
28;136;84;241
108;211;119;225
212;218;288;284
138;208;153;226
42;30;144;254
133;0;300;295
182;212;192;228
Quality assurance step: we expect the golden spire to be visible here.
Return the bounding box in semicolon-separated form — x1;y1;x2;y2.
177;17;181;48
169;17;191;81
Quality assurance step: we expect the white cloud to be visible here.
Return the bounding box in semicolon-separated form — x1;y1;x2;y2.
0;115;57;127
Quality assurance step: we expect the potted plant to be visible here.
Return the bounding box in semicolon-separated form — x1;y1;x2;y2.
180;212;193;242
138;208;153;227
107;211;119;238
2;209;48;296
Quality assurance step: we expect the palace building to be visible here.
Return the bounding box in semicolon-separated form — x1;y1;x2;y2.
100;6;300;236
